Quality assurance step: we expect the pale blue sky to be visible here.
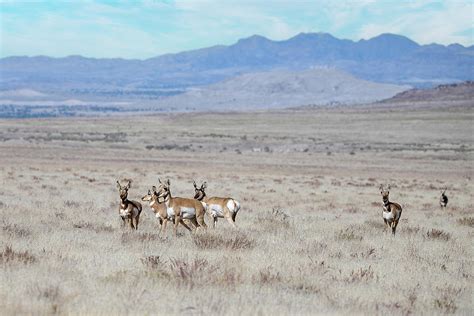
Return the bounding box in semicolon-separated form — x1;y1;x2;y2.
0;0;472;59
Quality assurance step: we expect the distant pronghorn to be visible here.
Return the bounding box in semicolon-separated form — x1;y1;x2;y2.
116;180;142;230
440;188;448;208
155;179;207;236
193;181;241;228
379;184;402;235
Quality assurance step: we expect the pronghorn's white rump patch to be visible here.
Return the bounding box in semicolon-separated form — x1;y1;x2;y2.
227;200;237;213
383;211;394;221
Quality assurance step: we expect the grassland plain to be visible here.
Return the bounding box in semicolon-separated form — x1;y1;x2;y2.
0;104;472;315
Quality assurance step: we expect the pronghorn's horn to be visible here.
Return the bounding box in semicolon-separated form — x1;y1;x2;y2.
193;180;198;189
202;181;207;189
148;189;151;195
126;180;131;189
379;184;384;191
166;179;170;186
158;178;162;184
152;185;157;192
387;184;391;190
116;181;121;189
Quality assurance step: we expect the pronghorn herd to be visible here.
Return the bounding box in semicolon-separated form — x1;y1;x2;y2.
116;179;449;236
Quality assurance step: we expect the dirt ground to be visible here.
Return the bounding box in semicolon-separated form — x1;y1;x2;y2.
0;104;472;315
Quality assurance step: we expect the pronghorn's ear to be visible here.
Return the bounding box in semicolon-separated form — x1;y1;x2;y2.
116;181;121;189
148;189;151;195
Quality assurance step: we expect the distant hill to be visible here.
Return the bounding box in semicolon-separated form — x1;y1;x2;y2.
154;68;410;111
0;33;472;101
382;81;474;103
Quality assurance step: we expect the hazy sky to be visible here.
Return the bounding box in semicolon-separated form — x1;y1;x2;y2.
1;0;472;59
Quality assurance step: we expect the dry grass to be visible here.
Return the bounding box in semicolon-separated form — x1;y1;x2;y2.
0;106;472;315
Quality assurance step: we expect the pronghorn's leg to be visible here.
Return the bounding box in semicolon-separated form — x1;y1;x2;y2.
213;217;218;228
392;221;398;235
179;219;192;232
134;215;140;230
121;217;126;228
129;216;135;229
224;211;237;228
231;211;237;222
196;211;207;230
189;217;200;231
383;219;389;232
174;215;181;236
160;218;168;236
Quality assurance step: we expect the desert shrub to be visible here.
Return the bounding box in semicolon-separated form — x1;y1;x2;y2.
141;255;164;269
168;257;218;287
433;285;463;314
193;232;254;250
0;245;36;264
457;217;474;227
426;228;451;241
73;221;113;233
335;227;363;241
253;267;282;285
2;223;31;237
345;266;375;283
64;200;80;208
402;225;421;235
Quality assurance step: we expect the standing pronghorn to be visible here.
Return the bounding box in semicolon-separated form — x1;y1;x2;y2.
155;179;207;236
193;181;241;228
116;180;142;230
379;184;402;235
141;188;167;228
440;188;448;208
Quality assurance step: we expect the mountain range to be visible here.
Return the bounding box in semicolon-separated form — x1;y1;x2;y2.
1;33;472;97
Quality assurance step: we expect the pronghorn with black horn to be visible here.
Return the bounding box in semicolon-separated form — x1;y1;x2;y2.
155;178;207;236
440;188;448;208
379;184;402;235
193;180;241;228
141;187;167;228
116;179;142;230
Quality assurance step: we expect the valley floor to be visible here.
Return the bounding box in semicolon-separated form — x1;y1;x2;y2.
0;105;472;315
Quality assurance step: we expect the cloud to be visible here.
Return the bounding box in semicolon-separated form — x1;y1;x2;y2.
0;0;472;58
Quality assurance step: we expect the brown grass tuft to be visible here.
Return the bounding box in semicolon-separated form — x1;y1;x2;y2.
426;228;451;241
335;226;363;241
433;285;463;314
193;232;255;250
2;223;31;238
1;245;36;264
345;266;375;283
457;217;474;227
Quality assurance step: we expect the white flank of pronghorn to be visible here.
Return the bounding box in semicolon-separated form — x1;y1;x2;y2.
116;180;142;230
155;179;207;236
379;184;402;235
440;188;449;208
193;181;241;228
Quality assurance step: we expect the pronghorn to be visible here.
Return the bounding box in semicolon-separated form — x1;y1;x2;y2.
379;184;402;235
116;180;142;230
440;188;448;208
193;181;241;228
141;188;167;227
155;179;207;236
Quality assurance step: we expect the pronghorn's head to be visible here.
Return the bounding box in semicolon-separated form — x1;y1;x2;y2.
156;178;171;200
441;188;447;197
142;186;162;203
380;184;390;200
141;189;153;202
193;180;207;200
117;180;131;200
